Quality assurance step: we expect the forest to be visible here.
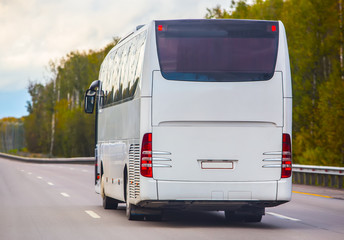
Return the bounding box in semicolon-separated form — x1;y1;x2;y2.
206;0;344;167
0;0;343;167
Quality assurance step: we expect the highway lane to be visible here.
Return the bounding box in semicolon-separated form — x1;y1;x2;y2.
0;158;343;240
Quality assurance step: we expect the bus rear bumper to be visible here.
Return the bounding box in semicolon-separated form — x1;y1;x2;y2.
157;180;283;201
136;200;288;211
136;180;291;211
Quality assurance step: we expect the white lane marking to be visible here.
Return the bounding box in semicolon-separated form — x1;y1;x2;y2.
60;192;70;197
82;169;88;172
28;172;32;175
37;176;42;179
47;182;54;186
85;210;101;219
20;170;25;172
266;212;301;222
69;168;75;170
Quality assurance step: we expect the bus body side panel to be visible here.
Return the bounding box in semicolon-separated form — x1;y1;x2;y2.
100;140;126;200
96;25;154;204
97;98;141;202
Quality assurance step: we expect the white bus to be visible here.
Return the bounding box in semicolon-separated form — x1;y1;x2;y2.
84;19;292;222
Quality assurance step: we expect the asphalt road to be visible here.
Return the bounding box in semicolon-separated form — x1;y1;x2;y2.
0;158;343;240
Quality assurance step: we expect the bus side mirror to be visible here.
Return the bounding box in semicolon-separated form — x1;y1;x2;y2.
84;89;96;114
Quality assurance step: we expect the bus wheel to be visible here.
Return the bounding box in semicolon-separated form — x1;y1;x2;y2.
145;213;163;221
103;195;118;210
244;214;262;223
224;211;245;222
224;210;263;223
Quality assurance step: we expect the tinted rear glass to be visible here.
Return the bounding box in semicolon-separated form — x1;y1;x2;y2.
156;20;279;82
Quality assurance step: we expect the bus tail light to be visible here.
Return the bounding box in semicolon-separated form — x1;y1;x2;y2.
95;161;100;184
281;133;292;178
141;133;153;178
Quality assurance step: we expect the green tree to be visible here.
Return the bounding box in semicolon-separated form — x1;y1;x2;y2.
24;40;116;157
205;0;344;166
0;117;25;153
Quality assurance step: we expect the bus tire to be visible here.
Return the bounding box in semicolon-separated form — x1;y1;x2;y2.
224;210;263;223
224;211;245;222
103;195;118;210
244;214;263;223
145;214;162;221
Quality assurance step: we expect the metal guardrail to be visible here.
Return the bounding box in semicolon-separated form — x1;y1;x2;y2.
293;164;344;189
0;152;95;164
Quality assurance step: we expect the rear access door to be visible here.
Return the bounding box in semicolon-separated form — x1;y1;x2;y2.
151;20;283;183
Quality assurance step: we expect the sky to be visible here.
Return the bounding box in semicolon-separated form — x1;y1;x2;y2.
0;0;231;119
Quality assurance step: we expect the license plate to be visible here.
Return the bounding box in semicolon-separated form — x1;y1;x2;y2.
201;161;234;169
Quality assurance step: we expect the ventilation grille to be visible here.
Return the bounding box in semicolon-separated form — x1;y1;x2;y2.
128;144;140;199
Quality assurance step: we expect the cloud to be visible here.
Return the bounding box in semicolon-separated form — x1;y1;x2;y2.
0;0;229;92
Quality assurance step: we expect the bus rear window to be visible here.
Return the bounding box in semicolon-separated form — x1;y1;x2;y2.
156;20;279;82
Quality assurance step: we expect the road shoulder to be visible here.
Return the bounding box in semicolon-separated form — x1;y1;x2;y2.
293;184;344;200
